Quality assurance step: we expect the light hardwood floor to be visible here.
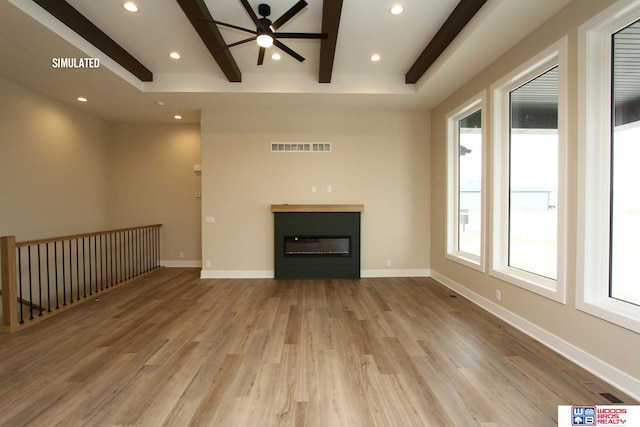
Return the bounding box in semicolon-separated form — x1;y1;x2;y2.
0;268;636;426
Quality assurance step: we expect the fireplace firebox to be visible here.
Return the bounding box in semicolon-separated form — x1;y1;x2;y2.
284;236;351;256
271;205;363;279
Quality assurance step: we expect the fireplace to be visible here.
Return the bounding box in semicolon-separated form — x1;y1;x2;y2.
284;236;351;256
271;205;363;279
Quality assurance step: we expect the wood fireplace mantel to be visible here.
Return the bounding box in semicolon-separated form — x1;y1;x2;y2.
271;204;364;213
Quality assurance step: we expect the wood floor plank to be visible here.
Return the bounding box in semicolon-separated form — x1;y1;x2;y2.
0;268;636;426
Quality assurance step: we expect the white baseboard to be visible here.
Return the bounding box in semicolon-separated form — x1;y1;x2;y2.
361;269;431;278
198;269;431;279
161;260;202;268
200;270;274;279
430;270;640;402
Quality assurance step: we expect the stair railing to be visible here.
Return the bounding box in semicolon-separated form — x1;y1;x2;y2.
1;224;162;333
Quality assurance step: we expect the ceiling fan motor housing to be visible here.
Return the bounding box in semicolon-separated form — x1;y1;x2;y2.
258;4;271;17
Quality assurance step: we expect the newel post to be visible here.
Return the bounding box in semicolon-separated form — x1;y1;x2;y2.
1;236;17;330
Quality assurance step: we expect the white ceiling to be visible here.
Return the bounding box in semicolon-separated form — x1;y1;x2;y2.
0;0;573;123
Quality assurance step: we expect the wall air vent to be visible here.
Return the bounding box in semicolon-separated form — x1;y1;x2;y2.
271;143;331;153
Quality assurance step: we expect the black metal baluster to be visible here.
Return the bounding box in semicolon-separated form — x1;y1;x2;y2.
54;241;59;309
116;232;121;283
93;234;98;294
69;239;77;304
137;228;141;276
127;230;135;279
145;227;149;271
93;234;104;292
87;236;93;296
152;226;156;268
37;244;43;316
82;237;87;298
142;227;146;273
132;229;136;277
28;246;34;320
108;233;113;286
46;243;51;313
124;230;128;281
62;241;67;307
68;240;74;304
18;248;24;324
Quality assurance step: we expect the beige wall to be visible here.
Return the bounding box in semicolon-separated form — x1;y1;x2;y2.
430;0;639;394
0;77;202;267
201;107;430;276
108;123;202;265
0;76;111;240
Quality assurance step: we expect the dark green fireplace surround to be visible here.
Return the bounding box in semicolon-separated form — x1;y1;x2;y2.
272;205;363;279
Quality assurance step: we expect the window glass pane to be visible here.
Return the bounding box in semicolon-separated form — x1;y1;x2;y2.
458;110;482;256
508;67;558;279
611;19;640;306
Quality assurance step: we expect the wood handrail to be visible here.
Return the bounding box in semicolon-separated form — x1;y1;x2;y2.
15;224;163;247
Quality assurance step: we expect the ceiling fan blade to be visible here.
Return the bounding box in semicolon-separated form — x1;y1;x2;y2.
239;0;262;28
209;19;256;34
274;32;328;39
271;0;307;30
274;39;305;62
257;47;266;65
213;37;255;51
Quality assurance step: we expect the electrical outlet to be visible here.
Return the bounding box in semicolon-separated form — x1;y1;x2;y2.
205;260;211;268
495;289;501;301
386;259;392;267
312;185;317;193
327;185;332;193
179;252;184;258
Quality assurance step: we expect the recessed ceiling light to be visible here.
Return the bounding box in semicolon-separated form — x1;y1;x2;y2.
174;115;183;120
370;54;381;62
77;97;87;102
390;4;404;15
272;53;281;60
123;2;138;12
169;52;181;59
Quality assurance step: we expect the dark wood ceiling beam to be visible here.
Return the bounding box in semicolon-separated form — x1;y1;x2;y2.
318;0;343;84
32;0;153;82
176;0;242;83
405;0;487;84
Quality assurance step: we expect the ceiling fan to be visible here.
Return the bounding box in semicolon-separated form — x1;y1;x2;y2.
207;0;328;65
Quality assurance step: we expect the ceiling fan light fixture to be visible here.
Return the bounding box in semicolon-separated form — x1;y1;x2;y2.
257;34;274;48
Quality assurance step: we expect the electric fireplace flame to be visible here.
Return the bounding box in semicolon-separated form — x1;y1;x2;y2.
284;236;351;256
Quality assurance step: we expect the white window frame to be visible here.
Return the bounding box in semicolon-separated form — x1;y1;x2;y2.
446;92;487;271
577;0;640;334
490;38;568;303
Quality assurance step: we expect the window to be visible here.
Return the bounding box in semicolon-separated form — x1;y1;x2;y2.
446;94;486;271
610;19;640;307
491;39;567;303
577;1;640;333
509;67;559;280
